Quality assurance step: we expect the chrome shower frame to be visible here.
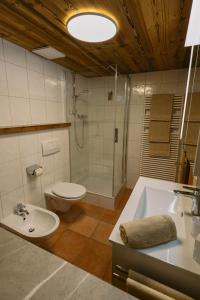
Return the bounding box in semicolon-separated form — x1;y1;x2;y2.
111;65;131;198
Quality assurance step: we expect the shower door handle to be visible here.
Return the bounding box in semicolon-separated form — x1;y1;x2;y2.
114;128;118;143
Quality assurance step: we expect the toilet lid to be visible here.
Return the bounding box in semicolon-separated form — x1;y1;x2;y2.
52;182;86;199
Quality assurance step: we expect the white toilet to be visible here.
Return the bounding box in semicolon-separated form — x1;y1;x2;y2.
45;182;86;212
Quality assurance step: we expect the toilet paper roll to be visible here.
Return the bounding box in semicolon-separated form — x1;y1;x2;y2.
34;167;43;177
191;217;200;238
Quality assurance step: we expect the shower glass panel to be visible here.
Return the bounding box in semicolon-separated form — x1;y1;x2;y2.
113;75;129;196
69;74;89;184
69;70;129;198
84;75;116;197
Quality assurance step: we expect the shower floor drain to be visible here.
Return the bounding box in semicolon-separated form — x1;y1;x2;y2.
29;227;35;232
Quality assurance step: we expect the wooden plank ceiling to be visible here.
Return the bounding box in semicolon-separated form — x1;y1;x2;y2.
0;0;192;77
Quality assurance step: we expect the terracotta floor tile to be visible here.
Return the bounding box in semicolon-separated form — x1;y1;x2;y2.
103;260;113;283
49;230;88;263
32;188;132;283
74;239;112;278
58;205;84;224
35;219;69;250
101;209;121;225
115;188;132;211
79;202;105;220
92;222;114;246
68;215;99;237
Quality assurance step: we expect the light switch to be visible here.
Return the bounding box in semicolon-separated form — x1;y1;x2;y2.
42;139;60;156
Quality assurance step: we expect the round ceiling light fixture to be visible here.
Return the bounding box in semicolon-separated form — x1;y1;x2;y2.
67;13;117;43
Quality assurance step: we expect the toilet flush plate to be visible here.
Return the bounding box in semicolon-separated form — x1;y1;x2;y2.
42;139;60;156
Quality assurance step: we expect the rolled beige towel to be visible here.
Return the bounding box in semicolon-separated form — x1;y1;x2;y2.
128;270;193;300
120;215;177;248
126;278;174;300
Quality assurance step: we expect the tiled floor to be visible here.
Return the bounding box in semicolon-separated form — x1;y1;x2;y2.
35;188;132;283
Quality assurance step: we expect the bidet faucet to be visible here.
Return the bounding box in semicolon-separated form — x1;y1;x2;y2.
174;186;200;216
14;203;29;219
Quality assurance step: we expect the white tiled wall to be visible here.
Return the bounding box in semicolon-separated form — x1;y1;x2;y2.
0;38;71;219
0;39;67;126
0;128;70;218
126;69;188;188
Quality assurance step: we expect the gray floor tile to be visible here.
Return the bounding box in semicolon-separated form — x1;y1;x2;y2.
0;243;63;300
30;263;87;300
0;228;26;260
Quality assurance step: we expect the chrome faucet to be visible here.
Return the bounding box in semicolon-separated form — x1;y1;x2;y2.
174;186;200;216
14;203;29;219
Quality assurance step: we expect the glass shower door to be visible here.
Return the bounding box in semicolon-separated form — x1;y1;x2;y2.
69;71;130;199
113;74;129;196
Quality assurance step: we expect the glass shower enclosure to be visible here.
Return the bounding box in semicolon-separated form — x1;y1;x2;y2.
69;68;130;200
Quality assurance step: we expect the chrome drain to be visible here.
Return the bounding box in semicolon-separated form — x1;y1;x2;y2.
29;227;35;232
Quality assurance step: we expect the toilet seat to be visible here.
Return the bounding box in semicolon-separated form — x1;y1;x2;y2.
51;182;86;199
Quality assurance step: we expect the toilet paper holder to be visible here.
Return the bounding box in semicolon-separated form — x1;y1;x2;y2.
26;164;43;177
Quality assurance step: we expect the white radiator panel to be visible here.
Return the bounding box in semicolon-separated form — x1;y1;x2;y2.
140;95;184;181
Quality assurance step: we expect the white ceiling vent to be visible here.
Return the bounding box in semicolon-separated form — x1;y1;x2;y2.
32;46;65;59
